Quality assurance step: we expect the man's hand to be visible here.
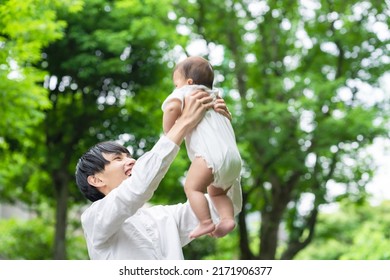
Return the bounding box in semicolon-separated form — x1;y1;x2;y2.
166;90;213;145
181;90;214;129
214;96;232;121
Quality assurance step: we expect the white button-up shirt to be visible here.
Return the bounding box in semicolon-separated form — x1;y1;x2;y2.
81;136;220;260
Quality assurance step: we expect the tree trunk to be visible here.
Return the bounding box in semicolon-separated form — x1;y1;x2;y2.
259;207;284;259
53;171;69;260
238;193;254;259
259;175;298;259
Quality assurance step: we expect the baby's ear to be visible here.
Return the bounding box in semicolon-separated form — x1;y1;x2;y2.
187;78;193;85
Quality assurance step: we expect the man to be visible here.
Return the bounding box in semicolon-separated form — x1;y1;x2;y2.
75;91;240;260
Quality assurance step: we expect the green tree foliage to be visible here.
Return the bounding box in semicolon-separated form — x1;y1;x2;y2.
0;218;54;259
296;201;390;260
0;0;75;201
0;0;84;259
172;0;390;259
0;216;88;259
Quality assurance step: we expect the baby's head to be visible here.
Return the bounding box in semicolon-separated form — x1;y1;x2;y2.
173;56;214;89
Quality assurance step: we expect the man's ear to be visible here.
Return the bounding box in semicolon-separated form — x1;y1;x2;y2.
87;175;105;188
187;78;193;85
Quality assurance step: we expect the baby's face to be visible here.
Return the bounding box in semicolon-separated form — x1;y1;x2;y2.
173;70;190;88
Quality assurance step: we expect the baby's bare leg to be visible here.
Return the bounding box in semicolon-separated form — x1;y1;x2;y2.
185;157;215;239
208;185;236;238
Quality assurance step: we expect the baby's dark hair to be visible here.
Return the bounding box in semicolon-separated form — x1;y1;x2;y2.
75;141;130;202
174;56;214;89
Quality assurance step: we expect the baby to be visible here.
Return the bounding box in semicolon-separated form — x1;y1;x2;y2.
162;56;242;239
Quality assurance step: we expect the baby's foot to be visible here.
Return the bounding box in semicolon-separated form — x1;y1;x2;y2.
189;220;215;239
211;219;235;238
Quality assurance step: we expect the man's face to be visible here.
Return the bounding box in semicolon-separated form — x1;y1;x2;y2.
94;152;136;193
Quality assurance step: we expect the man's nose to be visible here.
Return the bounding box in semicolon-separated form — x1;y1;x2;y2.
124;157;135;165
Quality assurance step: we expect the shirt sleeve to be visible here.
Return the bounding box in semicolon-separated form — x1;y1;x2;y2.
81;136;179;248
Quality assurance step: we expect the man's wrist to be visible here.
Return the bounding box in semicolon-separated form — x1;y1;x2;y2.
165;117;190;146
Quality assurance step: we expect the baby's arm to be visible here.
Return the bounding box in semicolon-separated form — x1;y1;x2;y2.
163;98;182;134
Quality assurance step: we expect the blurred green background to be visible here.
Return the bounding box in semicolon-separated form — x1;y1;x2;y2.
0;0;389;260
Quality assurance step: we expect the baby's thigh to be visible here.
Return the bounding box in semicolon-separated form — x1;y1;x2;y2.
185;157;214;192
207;185;229;196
